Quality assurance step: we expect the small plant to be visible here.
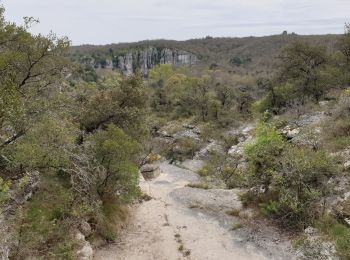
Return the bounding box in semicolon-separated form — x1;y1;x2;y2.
0;177;10;204
140;193;153;202
186;182;210;189
226;209;240;217
183;249;191;256
231;223;243;230
188;204;200;209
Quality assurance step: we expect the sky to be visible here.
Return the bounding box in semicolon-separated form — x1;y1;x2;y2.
2;0;350;45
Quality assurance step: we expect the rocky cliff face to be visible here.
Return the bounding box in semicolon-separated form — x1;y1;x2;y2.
81;47;198;76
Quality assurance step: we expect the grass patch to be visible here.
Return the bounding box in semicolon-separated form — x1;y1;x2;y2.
231;223;243;230
186;182;209;189
96;196;129;241
226;208;240;217
316;215;350;259
14;175;78;259
183;249;191;256
140;193;153;202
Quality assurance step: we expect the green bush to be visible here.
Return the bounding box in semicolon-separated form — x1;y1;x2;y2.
199;151;246;188
15;176;77;259
91;124;140;201
322;96;350;151
316;216;350;259
167;137;200;162
245;123;285;191
0;177;10;204
244;123;337;228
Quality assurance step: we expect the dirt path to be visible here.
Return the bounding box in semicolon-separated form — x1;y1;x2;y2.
94;161;294;260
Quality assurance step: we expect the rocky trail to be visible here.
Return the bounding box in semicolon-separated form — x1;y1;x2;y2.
94;160;295;260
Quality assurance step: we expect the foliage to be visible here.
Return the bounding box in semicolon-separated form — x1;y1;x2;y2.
244;123;337;228
199;151;246;188
316;216;350;260
322;95;350;151
186;182;210;189
78;73;149;141
167;137;199;163
12;116;77;170
15;175;77;259
0;176;10;204
245;123;285;190
91;124;140;201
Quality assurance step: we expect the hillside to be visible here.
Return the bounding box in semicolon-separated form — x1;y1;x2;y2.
70;34;340;76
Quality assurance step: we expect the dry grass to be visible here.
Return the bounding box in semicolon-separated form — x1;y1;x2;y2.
226;208;240;217
186;182;210;189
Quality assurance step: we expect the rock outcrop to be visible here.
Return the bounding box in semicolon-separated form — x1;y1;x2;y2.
81;47;197;76
140;164;161;180
0;171;39;260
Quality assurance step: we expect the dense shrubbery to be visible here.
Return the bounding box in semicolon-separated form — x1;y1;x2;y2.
255;29;349;115
148;64;255;126
322;94;350;151
0;8;147;258
199;151;245;188
244;123;337;228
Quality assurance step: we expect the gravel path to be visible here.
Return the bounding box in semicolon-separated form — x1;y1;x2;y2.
94;160;295;260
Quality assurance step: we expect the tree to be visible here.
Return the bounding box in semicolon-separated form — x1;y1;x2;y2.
11;116;77;170
0;8;70;151
278;42;328;103
79;73;148;141
91;124;140;200
337;23;350;84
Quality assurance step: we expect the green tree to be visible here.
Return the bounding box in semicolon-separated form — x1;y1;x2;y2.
79;73;148;141
12;116;77;170
91;124;140;200
278;42;328;103
0;8;69;150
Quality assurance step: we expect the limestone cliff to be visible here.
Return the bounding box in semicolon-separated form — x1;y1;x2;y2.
80;47;197;76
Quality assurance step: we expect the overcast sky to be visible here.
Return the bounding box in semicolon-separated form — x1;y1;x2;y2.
2;0;350;45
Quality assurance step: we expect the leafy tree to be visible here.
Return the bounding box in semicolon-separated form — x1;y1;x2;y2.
0;7;69;151
11;116;77;170
79;73;148;141
91;124;140;200
337;23;350;84
278;41;328;103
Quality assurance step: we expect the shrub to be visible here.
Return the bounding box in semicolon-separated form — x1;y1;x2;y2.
316;216;350;259
0;177;10;204
91;124;140;201
245;123;285;191
167;137;199;162
186;182;209;189
244;123;337;228
220;133;239;152
95;195;129;241
15;175;78;259
322;96;350;151
199;151;246;188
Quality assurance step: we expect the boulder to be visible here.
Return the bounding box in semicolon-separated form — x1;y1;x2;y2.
140;164;161;180
282;126;300;139
344;161;350;170
228;145;243;157
195;141;222;159
77;242;93;260
79;221;92;237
